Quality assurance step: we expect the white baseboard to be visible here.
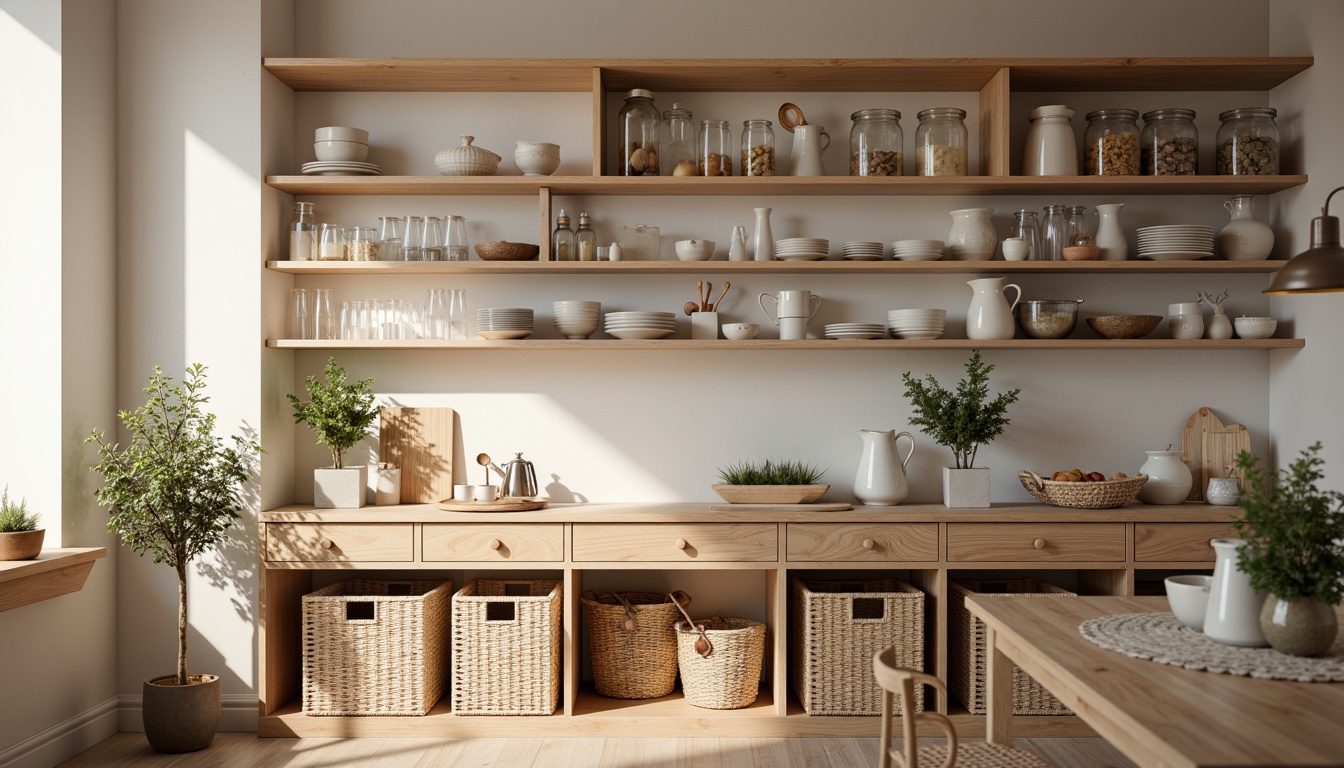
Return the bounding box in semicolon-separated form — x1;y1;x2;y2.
117;693;259;733
0;697;118;768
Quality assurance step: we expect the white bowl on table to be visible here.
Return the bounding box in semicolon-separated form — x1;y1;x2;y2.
1165;574;1212;630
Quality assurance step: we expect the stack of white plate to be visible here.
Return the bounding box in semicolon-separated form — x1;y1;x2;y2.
300;160;382;176
842;241;885;260
887;309;947;340
892;240;945;261
553;300;600;340
1136;225;1215;260
774;237;830;261
824;323;886;340
475;307;534;340
604;310;675;340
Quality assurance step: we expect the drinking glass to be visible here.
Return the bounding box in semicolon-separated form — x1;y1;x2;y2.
449;289;467;339
313;288;334;340
340;301;356;340
423;216;445;261
288;288;310;339
427;289;450;339
379;216;404;261
1042;205;1068;261
403;216;425;261
445;215;470;261
1010;210;1041;261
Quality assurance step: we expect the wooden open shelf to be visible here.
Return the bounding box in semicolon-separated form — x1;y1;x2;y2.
266;338;1303;351
0;548;107;613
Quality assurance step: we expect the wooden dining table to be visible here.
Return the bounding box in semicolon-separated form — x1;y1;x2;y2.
964;595;1344;768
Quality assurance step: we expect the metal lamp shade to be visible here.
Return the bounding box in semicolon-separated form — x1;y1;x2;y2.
1265;186;1344;294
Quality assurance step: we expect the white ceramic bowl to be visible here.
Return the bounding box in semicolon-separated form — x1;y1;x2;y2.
675;239;716;261
1002;238;1030;261
1164;574;1212;630
314;139;369;162
315;126;369;144
514;142;561;176
1234;316;1277;339
722;323;759;340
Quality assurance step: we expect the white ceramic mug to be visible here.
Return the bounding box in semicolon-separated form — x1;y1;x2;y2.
759;290;822;324
473;484;498;502
453;484;474;502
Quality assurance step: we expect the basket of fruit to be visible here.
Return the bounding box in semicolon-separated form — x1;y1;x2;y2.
1017;469;1148;509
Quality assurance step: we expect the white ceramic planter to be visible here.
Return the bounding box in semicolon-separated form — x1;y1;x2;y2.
943;467;990;508
314;466;368;509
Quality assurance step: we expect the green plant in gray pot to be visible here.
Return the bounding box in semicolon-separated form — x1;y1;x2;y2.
1232;443;1344;656
0;486;44;561
87;364;261;752
288;357;379;509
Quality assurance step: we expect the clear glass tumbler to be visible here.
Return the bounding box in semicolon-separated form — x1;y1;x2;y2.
1010;210;1042;261
378;216;404;261
427;289;450;340
312;288;334;340
403;216;425;261
288;288;310;339
445;215;470;261
1041;205;1068;261
449;289;467;340
423;216;445;261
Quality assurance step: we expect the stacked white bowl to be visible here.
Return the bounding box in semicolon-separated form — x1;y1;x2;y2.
475;307;534;340
553;300;601;339
892;240;945;261
887;309;947;340
604;311;675;340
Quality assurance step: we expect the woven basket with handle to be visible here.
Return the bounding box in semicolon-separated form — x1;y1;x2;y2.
582;590;688;699
1018;470;1148;508
672;595;765;710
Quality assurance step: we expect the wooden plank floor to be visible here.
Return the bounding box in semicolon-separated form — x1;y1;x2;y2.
57;733;1137;767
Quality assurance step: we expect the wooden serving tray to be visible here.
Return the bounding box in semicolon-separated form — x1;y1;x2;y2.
436;498;549;513
708;502;852;511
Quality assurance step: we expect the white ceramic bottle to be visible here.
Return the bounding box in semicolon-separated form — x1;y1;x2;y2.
946;208;996;261
1218;195;1275;260
751;207;774;261
1205;538;1269;647
853;429;916;506
728;226;748;261
1094;203;1127;260
1022;105;1078;176
1137;449;1193;504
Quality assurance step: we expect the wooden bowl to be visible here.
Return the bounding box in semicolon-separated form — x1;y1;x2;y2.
475;241;540;261
1062;245;1101;261
710;484;829;504
1086;314;1162;339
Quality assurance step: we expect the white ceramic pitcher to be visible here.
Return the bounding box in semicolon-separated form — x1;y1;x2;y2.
853;429;916;506
965;277;1021;340
790;124;831;176
1204;538;1268;647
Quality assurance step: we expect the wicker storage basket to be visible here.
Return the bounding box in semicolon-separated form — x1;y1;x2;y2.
790;579;925;716
949;579;1075;715
1018;470;1148;509
672;598;765;710
451;579;562;715
301;579;451;716
582;590;688;699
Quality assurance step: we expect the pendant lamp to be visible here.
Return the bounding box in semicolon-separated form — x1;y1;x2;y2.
1264;186;1344;294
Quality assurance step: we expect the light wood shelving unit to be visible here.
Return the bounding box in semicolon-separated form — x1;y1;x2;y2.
267;338;1304;351
267;259;1291;275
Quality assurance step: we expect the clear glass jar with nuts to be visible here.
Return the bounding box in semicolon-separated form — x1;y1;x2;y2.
1084;109;1140;176
697;119;733;176
659;102;695;177
618;89;660;176
741;119;775;177
1217;107;1279;175
915;107;968;176
849;108;903;176
1140;108;1199;176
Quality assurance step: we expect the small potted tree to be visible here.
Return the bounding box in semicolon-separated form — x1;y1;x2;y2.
901;351;1020;507
86;364;261;752
288;357;379;509
1232;443;1344;656
0;486;44;561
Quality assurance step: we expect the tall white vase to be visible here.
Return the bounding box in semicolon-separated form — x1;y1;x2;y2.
1094;203;1127;261
1204;538;1268;646
751;207;774;261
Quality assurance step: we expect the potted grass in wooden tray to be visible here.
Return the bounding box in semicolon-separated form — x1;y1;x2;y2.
712;459;829;504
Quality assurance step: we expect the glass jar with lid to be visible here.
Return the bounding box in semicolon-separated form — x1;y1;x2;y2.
618;89;660;176
697;120;733;176
915;108;968;176
850;109;903;176
1141;108;1199;176
659;102;695;176
1083;109;1139;176
1217;107;1279;175
288;201;317;261
741;119;775;176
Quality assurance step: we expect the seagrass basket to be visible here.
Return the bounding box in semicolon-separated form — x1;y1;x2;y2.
582;590;687;699
451;579;562;715
1018;470;1148;509
672;598;765;710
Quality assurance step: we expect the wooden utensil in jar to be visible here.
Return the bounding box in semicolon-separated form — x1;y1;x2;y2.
702;282;712;312
684;301;698;316
709;281;730;311
778;102;808;133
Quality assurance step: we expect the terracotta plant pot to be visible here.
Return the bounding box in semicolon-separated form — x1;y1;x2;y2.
143;674;221;753
0;529;45;560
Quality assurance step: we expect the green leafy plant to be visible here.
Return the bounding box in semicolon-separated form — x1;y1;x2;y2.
0;486;40;532
287;357;379;469
717;459;825;485
1232;443;1344;606
901;351;1021;469
86;364;262;685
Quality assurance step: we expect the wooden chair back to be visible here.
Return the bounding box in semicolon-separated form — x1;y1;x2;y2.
872;646;958;768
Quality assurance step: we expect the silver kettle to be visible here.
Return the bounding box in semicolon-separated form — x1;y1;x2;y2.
501;453;538;499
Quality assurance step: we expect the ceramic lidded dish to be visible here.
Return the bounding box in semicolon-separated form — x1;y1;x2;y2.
435;136;502;176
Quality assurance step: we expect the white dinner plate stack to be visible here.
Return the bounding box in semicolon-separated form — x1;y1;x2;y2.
1136;225;1215;260
824;323;886;340
552;300;601;340
300;160;383;176
841;241;885;260
773;238;830;261
887;308;947;340
604;310;675;340
475;307;534;340
892;240;945;261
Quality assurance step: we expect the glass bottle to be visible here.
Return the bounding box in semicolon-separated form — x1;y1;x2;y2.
1083;109;1139;176
422;216;445;261
1010;210;1042;261
288;201;317;261
659;102;695;176
697;119;733;176
850;109;903;176
617;89;660;176
317;224;347;261
313;288;334;340
378;216;404;261
1065;205;1090;246
445;215;469;261
1217;107;1279;175
1141;108;1199;176
740;119;775;177
575;212;597;261
915;108;968;176
349;226;379;261
1041;205;1068;261
552;209;575;261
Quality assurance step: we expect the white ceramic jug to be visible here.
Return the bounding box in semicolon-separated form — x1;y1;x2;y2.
1204;538;1268;646
1218;195;1274;260
853;429;916;506
790;124;831;176
965;277;1021;340
946;208;996;261
1094;203;1127;261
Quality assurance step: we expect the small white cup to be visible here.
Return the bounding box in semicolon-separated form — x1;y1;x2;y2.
1002;238;1029;261
453;484;474;502
473;484;499;502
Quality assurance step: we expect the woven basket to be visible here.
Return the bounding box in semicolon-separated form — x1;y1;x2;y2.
582;590;688;699
1018;470;1148;508
451;579;562;715
790;579;925;716
301;579;451;716
672;598;765;710
949;579;1075;715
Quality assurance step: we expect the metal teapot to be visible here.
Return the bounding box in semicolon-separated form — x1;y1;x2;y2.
501;452;538;498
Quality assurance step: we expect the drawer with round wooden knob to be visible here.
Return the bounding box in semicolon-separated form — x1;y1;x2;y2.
572;523;778;562
1135;523;1237;562
423;524;564;562
786;523;938;562
946;523;1125;562
264;523;413;562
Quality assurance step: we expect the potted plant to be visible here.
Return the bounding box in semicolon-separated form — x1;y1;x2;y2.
712;459;828;504
86;364;261;752
288;357;379;509
0;486;43;561
901;351;1021;507
1232;443;1344;656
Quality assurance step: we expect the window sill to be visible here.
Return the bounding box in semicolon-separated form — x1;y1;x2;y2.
0;548;107;613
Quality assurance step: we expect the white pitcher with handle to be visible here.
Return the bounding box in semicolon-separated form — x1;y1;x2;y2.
965;277;1021;340
853;429;916;506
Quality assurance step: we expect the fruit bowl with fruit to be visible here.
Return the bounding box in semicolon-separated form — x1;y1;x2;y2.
1018;469;1149;509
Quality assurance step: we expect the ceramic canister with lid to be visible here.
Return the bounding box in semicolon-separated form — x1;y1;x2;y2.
1137;449;1193;504
1023;105;1077;176
1169;302;1204;340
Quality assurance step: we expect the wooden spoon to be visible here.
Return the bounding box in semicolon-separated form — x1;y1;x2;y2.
683;301;699;316
695;279;704;312
709;281;731;311
476;452;492;485
702;282;712;312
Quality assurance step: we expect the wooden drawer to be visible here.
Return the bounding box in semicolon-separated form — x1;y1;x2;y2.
947;523;1125;563
787;523;938;562
264;523;413;562
423;524;564;562
572;523;778;562
1135;523;1237;562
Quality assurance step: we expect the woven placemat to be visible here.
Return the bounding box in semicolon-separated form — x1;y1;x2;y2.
1079;612;1344;683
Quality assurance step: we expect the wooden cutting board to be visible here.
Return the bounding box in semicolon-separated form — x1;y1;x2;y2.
1181;407;1250;501
1204;425;1251;493
380;407;455;504
708;503;853;511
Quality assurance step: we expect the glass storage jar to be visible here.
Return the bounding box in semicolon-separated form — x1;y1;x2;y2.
349;226;379;261
617;224;660;261
1065;205;1089;245
849;109;903;176
741;119;775;176
1217;107;1279;175
288;201;316;261
1083;109;1139;176
1141;108;1199;176
618;89;660;176
318;223;348;261
915;107;968;176
1010;210;1042;261
659;102;695;176
697;119;733;176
